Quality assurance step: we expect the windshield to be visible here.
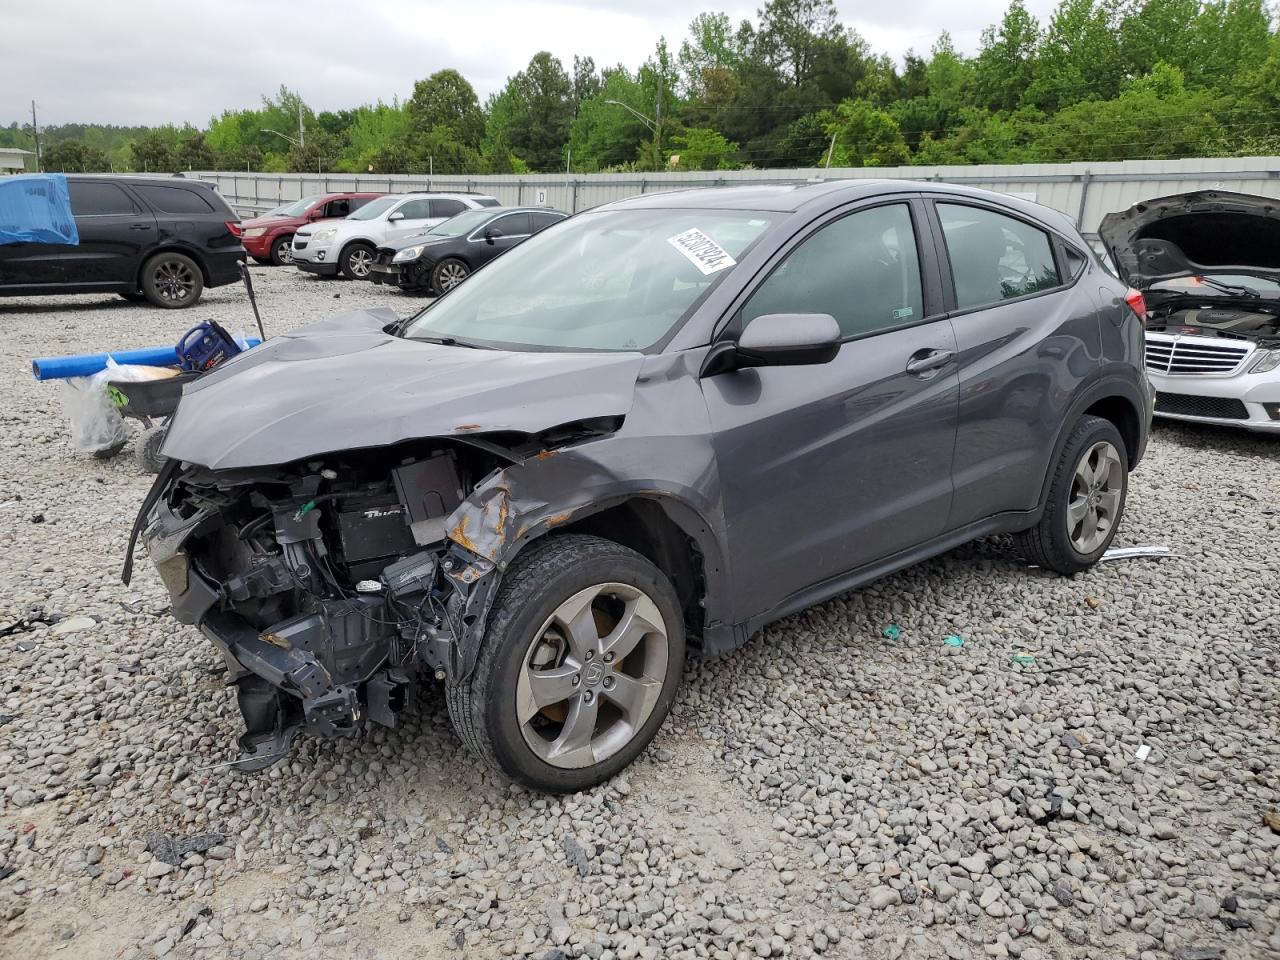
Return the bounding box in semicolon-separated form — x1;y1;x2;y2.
401;208;777;352
349;196;400;221
266;196;321;218
1151;274;1280;297
427;209;494;237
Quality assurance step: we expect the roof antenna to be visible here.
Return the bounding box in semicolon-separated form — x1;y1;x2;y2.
237;260;268;342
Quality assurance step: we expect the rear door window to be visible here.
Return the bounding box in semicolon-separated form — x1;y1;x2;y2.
134;184;215;215
68;181;140;216
937;203;1062;310
430;198;468;219
348;197;376;212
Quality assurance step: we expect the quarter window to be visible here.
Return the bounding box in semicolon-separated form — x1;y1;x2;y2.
134;184;214;215
938;203;1062;310
68;181;139;216
741;203;924;339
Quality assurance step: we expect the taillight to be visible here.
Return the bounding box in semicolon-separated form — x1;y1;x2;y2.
225;220;243;239
1124;287;1147;325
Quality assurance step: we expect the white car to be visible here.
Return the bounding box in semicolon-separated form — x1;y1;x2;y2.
1100;190;1280;433
292;193;500;280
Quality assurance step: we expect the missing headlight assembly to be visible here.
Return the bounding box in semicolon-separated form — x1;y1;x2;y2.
128;441;505;770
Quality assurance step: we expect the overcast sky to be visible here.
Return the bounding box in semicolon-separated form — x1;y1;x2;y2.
0;0;1058;128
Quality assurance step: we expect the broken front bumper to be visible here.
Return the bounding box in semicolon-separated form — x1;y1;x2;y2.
140;498;446;769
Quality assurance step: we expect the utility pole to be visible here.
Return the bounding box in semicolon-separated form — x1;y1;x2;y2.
30;100;41;172
298;101;305;149
825;131;837;169
654;77;662;170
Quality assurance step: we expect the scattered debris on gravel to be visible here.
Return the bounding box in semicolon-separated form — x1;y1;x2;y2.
2;268;1279;959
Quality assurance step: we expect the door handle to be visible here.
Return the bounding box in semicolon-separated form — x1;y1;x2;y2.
905;348;955;376
129;223;151;230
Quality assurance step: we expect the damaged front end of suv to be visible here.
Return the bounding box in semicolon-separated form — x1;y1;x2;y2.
123;307;659;771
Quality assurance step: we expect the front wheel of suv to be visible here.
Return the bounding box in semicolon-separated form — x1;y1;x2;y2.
1017;415;1128;574
447;535;685;792
339;242;375;280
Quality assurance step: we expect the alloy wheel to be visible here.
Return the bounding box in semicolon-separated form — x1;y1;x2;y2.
437;261;468;291
1067;440;1123;554
515;582;669;769
276;243;294;265
153;259;195;303
347;248;373;278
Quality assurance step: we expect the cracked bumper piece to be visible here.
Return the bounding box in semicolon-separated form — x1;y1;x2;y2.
135;449;498;771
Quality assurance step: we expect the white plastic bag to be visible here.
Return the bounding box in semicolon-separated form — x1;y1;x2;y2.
60;359;177;456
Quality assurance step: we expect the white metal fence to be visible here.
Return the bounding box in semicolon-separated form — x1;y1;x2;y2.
194;156;1280;240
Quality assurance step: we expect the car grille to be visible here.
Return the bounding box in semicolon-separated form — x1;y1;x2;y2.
1144;335;1251;375
1154;392;1250;420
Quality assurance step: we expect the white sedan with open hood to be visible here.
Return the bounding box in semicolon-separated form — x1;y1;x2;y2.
1100;190;1280;432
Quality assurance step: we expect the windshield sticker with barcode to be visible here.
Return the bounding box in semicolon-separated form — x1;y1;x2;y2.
667;228;736;275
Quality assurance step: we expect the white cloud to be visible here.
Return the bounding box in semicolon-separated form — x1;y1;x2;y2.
0;0;1059;126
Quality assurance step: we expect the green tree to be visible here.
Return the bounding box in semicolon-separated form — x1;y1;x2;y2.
41;140;111;172
286;131;340;173
1032;62;1225;160
1026;0;1123;111
130;131;177;172
507;52;575;171
972;0;1042;111
407;69;485;150
825;99;909;166
177;133;216;170
669;127;739;169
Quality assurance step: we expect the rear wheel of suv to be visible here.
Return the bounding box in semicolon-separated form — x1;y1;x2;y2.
140;252;203;308
339;242;375;280
270;235;295;266
1016;415;1127;574
447;535;685;793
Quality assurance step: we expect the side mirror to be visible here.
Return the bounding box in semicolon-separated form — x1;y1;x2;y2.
702;313;841;376
388;211;404;222
484;227;502;243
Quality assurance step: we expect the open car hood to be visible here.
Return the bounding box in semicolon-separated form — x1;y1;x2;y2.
1098;190;1280;289
160;308;645;470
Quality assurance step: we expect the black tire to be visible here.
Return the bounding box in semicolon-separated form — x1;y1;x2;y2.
134;425;168;474
140;252;204;308
431;257;470;295
269;235;295;266
339;242;376;280
118;291;147;302
447;534;685;792
1016;415;1128;574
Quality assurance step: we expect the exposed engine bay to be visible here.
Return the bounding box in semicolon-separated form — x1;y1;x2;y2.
133;437;536;769
1144;303;1280;343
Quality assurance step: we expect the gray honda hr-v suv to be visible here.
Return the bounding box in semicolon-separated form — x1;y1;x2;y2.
129;180;1152;792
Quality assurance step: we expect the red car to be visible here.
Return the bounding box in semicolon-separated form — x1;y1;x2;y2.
241;192;385;266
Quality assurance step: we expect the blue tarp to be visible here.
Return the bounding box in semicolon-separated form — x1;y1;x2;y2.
0;174;79;246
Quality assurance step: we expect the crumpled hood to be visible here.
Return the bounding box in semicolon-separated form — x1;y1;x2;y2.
1099;190;1280;288
160;308;645;470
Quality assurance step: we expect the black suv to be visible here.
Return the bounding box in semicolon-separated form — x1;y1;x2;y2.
0;175;244;308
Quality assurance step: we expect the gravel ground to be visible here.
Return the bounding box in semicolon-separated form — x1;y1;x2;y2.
2;267;1280;960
